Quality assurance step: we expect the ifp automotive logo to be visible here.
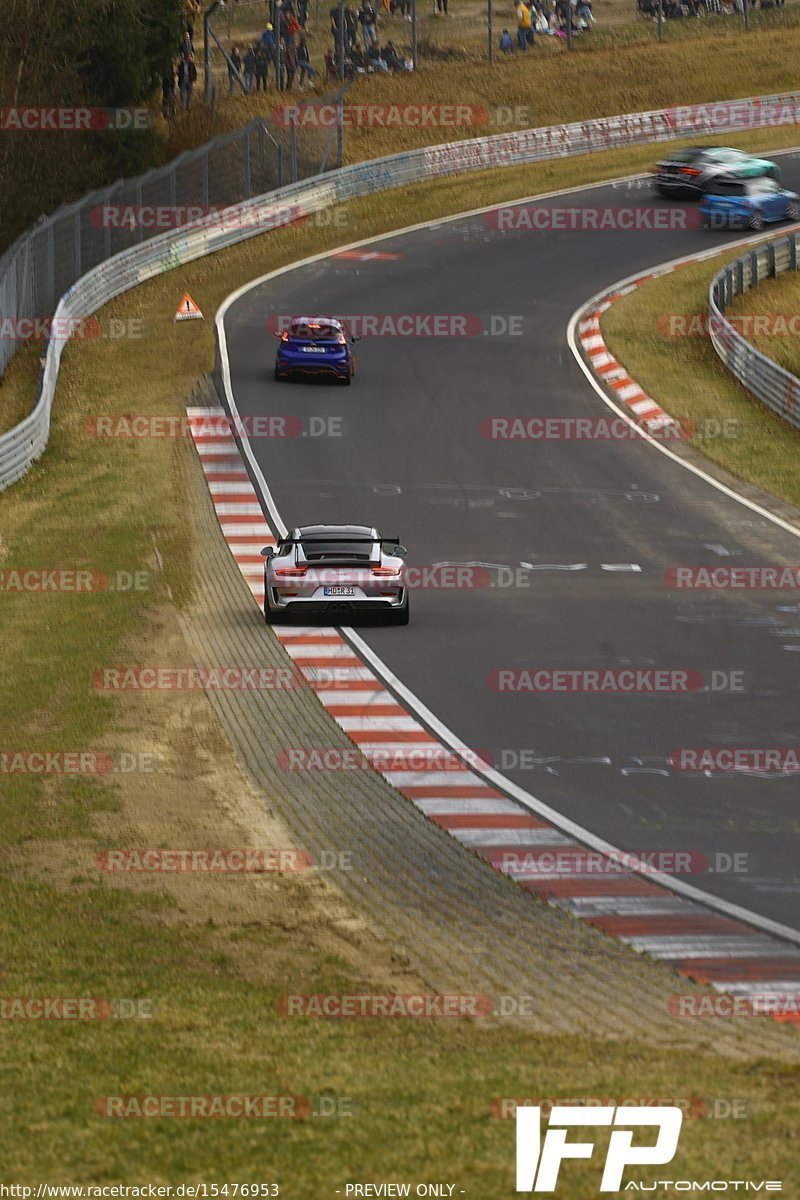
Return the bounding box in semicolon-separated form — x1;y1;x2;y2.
515;1105;683;1192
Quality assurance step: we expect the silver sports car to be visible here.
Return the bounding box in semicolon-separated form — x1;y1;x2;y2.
262;525;409;625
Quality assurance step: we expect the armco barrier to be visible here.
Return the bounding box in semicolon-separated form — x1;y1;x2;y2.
4;89;800;492
708;231;800;430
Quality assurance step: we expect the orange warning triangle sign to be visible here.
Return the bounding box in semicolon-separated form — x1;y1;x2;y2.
175;292;203;321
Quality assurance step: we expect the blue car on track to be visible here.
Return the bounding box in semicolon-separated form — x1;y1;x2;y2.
701;177;800;231
274;316;359;385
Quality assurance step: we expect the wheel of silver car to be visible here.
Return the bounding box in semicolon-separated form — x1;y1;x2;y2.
386;597;410;626
264;591;284;625
748;210;765;231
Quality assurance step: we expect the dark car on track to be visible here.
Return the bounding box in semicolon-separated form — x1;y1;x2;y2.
653;146;780;198
274;316;359;385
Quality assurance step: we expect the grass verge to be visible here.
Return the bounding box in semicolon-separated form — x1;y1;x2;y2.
2;143;800;1186
726;262;800;376
601;239;800;510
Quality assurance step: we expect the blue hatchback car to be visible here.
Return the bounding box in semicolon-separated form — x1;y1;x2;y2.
274;316;358;385
701;177;800;231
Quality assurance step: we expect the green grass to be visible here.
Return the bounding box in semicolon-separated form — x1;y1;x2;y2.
726;262;800;375
2;136;800;1188
602;242;800;508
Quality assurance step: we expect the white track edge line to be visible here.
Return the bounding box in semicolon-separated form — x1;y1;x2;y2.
216;166;800;950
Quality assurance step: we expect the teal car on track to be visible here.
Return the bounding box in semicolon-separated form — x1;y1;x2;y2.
653;146;780;198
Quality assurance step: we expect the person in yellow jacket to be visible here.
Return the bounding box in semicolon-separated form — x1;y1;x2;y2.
516;0;535;47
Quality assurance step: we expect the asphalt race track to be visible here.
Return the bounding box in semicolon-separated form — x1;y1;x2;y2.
220;163;800;934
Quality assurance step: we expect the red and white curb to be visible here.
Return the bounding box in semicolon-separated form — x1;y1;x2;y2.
187;403;800;1026
576;267;697;436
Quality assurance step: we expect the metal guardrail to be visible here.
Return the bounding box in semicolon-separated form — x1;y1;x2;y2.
3;88;800;492
708;231;800;430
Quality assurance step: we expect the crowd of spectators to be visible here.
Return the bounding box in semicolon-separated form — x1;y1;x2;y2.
499;0;594;47
638;0;782;16
231;0;325;92
161;0;200;116
327;1;413;76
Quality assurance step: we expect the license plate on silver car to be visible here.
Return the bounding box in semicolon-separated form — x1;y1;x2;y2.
324;586;355;597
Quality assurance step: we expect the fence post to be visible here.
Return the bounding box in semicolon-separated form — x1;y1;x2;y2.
767;241;777;278
337;97;344;170
749;249;758;289
488;0;493;62
243;130;251;198
74;210;82;279
202;153;209;207
790;235;797;271
46;220;55;313
412;0;418;68
290;125;298;183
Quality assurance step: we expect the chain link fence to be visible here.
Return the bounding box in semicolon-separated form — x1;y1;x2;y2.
3;89;800;491
708;232;800;430
0;85;347;388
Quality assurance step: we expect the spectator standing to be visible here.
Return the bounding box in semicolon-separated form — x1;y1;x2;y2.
516;0;533;47
436;0;449;13
254;41;269;90
183;0;200;46
262;23;277;86
280;39;297;88
228;46;242;95
162;65;176;117
344;5;359;47
499;27;514;49
286;10;301;44
178;53;197;109
296;37;318;86
359;0;379;47
244;44;257;90
298;0;310;25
